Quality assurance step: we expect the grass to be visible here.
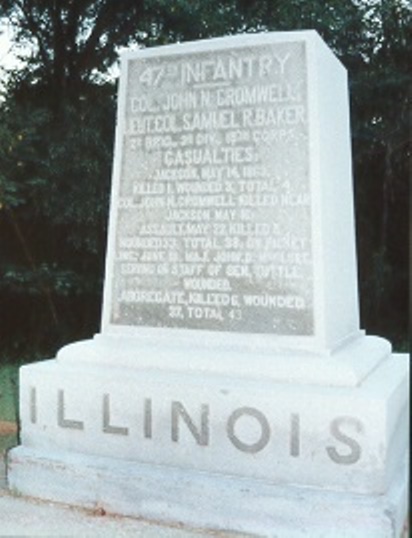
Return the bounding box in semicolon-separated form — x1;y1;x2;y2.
0;363;19;454
0;364;19;423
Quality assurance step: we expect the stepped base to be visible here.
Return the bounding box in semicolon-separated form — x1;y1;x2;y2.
6;339;409;537
8;446;408;537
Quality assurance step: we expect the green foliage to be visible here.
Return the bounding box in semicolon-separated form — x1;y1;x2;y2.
0;363;19;453
0;0;410;358
347;1;410;344
0;84;115;356
0;0;145;97
0;363;19;422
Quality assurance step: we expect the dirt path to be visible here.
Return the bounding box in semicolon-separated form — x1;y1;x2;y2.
0;421;17;436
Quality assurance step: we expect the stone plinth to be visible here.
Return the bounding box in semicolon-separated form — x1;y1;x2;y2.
8;350;409;537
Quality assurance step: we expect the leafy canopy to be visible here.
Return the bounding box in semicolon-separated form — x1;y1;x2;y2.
0;0;410;356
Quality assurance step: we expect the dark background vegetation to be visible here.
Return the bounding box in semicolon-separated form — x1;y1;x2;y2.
0;0;410;362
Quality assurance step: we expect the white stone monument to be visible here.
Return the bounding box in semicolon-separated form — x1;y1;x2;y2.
8;31;409;537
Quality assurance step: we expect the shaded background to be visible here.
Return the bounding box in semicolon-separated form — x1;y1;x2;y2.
0;0;410;363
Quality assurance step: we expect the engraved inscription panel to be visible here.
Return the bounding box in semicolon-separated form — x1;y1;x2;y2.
111;41;313;334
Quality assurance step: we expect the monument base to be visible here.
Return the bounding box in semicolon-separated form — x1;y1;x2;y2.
8;445;408;537
7;338;409;537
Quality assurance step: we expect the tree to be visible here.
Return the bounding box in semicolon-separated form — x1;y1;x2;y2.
0;2;152;355
0;86;115;355
348;0;411;343
0;1;147;103
0;0;410;357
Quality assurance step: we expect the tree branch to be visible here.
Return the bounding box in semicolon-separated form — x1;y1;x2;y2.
15;0;52;71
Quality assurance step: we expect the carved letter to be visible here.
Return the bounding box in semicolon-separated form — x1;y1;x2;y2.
326;416;363;465
57;390;84;430
290;413;300;457
144;398;152;439
171;401;209;446
30;386;37;424
102;394;129;436
227;407;270;453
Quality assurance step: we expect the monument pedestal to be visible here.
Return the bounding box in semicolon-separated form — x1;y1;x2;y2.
8;335;409;537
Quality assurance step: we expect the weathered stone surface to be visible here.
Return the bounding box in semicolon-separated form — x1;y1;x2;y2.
18;353;409;495
102;31;361;352
8;437;409;538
